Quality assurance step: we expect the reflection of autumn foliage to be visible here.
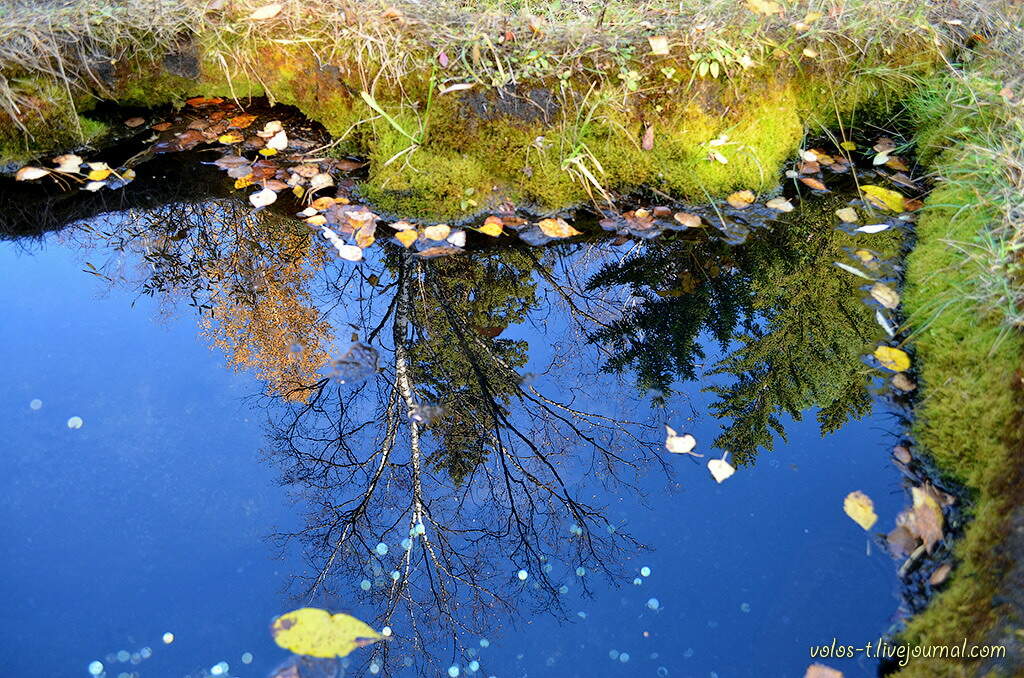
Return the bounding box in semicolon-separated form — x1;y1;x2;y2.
200;218;332;402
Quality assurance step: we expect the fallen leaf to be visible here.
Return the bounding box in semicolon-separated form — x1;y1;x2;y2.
647;36;670;55
673;212;703;227
447;230;467;247
271;608;382;658
833;261;874;280
765;197;794;212
249;187;278;208
229;114;258;129
861;184;905;212
417;246;463;258
870;283;900;309
727;190;755;209
311;197;336;210
642;124;655;151
309;173;334;192
218;132;245;144
151;121;173;132
799;177;828;191
836;207;858;222
893;445;913;464
234;174;255;189
843;491;878;530
929;563;952;586
479;216;504;237
87;168;112;181
395;230;418;248
266;130;288;151
83;181;106;191
124;116;146;128
249;3;283;20
390;220;416;231
665;425;701;457
258;120;284;137
423;224;451;241
438;83;475;95
892;373;917;392
887;525;918;557
855;223;891;234
874;346;911;372
839;141;857;151
906;486;944;552
537;218;581;238
805;663;844;678
708;453;735;483
802;47;819;58
51;154;83;173
305;215;327;226
745;0;782;14
186;96;223;107
15;166;50;181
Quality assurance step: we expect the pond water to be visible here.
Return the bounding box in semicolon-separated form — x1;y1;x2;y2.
1;125;919;678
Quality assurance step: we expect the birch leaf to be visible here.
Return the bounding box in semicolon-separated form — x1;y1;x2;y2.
726;190;755;209
835;207;858;222
538;218;581;238
765;197;794;212
647;36;670;55
15;166;49;181
843;491;878;530
833;261;874;280
708;453;735;483
478;216;504;237
52;154;83;173
665;425;701;457
271;608;383;658
855;223;891;234
870;283;900;309
874;346;911;372
861;185;905;212
395;230;418;248
423;224;451;241
249;187;278;208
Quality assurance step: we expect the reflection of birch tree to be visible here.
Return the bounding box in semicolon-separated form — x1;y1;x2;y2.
268;252;659;676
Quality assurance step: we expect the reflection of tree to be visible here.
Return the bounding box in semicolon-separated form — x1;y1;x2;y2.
579;195;902;464
268;251;659;676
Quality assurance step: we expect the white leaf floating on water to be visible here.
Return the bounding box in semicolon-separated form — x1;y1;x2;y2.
855;223;891;234
83;181;106;192
446;230;466;247
708;452;735;483
321;226;363;262
765;197;794;212
249;187;278;208
665;425;702;457
833;261;875;280
266;130;288;151
15;166;49;181
308;173;334;192
53;154;83;173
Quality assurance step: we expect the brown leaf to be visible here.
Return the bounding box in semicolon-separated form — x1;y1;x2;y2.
151;121;173;132
929;563;952;586
124;116;146;128
887;525;918;557
892;373;917;392
673;212;702;228
799;177;829;192
726;190;755;209
798;161;820;174
892;445;913;464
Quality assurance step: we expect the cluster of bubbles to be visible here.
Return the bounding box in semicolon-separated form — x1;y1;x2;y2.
87;632;254;678
444;638;494;678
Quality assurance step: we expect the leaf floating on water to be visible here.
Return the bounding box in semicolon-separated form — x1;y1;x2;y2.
335;244;363;261
83;181;106;192
843;491;878;530
855;223;891;234
537;217;581;238
860;185;905;212
186;96;224;107
726;190;755;209
423;224;451;241
87;168;112;181
665;425;701;457
417;245;463;258
799;177;828;192
874;346;911;372
229;114;258;129
929;562;953;586
478;216;504;237
395;230;418;248
835;207;858;222
447;230;467;247
904;486;945;552
249;187;278;208
892;373;917;392
673;211;703;227
15;166;49;181
833;261;874;280
765;197;794;212
708;452;735;483
876;309;896;337
52;154;83;173
249;3;283;20
270;608;383;658
870;282;900;309
805;664;844;678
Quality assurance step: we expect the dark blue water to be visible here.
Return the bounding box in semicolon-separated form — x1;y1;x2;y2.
1;193;909;678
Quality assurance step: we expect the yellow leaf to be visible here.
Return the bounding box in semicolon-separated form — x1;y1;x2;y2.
292;185;305;198
395;230;418;248
87;168;111;181
835;207;858;222
537;217;581;238
311;197;336;210
271;608;383;658
218;132;244;144
874;345;911;372
745;0;782;14
423;224;451;241
840;141;857;151
870;282;900;309
843;491;878;530
305;215;327;226
478;215;504;237
726;190;755;209
234;174;255;189
860;185;905;212
259;148;279;157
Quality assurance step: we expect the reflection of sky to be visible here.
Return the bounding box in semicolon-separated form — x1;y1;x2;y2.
1;229;906;678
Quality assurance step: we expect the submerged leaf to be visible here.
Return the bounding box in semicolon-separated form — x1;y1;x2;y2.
271;608;383;658
843;491;878;530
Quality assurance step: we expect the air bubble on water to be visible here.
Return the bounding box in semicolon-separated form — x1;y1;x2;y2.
116;651;130;662
609;650;619;661
575;567;586;577
479;638;490;648
325;342;379;385
640;566;651;577
543;563;553;573
139;647;152;659
360;579;371;591
131;653;141;664
241;652;253;664
517;569;528;581
210;661;229;675
647;598;660;611
67;416;84;429
469;660;480;672
88;661;104;675
559;585;569;594
30;399;42;410
391;570;401;581
448;665;461;677
658;668;669;677
369;662;380;674
375;542;388;556
606;524;616;534
684;648;694;658
740;602;751;613
577;611;587;619
382;626;392;637
401;538;413;550
633;578;642;586
162;633;174;645
619;653;630;663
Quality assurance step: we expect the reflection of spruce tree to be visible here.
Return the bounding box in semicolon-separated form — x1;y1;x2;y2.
408;251;538;483
584;236;752;403
706;196;904;464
